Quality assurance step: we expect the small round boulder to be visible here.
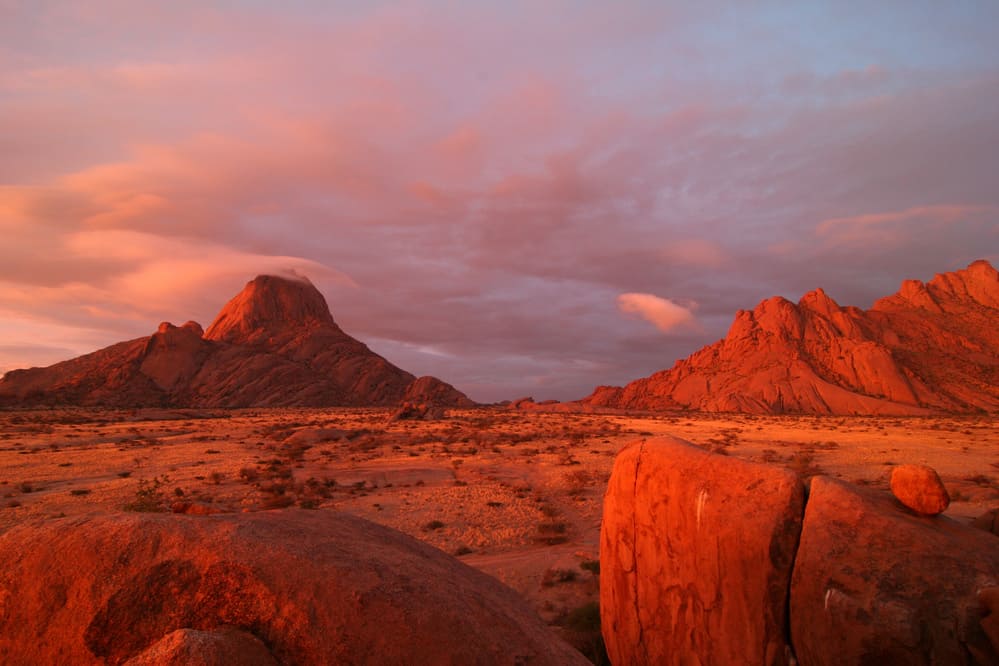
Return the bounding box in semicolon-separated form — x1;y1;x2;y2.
890;464;950;515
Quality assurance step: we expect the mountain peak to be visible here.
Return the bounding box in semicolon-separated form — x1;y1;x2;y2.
875;259;999;312
204;274;335;344
927;259;999;308
582;260;999;415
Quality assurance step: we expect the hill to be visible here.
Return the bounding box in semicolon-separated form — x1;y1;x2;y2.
582;260;999;415
0;275;472;409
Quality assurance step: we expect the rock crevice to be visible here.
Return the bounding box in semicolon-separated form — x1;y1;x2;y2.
601;436;999;665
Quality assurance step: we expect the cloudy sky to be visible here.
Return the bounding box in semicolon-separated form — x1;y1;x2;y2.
1;1;997;402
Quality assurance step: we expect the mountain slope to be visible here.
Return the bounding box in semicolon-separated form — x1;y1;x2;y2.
583;260;999;415
0;275;472;409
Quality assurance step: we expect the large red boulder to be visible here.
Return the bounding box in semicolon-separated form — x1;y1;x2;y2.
600;436;804;665
0;510;587;665
790;476;999;665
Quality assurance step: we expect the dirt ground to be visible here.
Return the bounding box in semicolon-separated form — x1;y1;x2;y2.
2;407;997;652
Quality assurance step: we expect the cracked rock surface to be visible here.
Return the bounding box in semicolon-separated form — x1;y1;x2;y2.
600;436;804;665
601;436;999;665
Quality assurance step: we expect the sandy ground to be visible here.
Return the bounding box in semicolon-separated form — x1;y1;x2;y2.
2;407;997;640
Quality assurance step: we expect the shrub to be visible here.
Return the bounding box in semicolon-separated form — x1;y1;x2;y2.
123;476;168;512
541;567;578;587
238;466;260;482
536;520;569;545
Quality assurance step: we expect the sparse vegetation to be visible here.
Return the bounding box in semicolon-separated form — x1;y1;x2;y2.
3;405;997;655
541;567;578;587
123;476;169;512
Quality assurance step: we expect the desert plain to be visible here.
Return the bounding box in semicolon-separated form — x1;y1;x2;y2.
2;406;997;655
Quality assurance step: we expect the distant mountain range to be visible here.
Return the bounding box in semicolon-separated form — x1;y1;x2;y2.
0;275;472;409
582;260;999;415
4;262;997;415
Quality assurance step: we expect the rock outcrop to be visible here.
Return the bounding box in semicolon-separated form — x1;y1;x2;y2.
0;510;587;665
600;436;804;665
0;275;473;409
583;260;999;414
791;476;999;665
600;436;999;665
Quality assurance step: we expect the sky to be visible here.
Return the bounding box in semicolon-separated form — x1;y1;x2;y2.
1;1;997;403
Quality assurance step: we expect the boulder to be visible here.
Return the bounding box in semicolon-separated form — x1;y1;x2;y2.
388;401;445;422
890;463;950;515
600;436;804;665
0;510;587;665
790;476;999;665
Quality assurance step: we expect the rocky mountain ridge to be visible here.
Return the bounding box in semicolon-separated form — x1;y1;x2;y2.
583;260;999;414
0;275;472;409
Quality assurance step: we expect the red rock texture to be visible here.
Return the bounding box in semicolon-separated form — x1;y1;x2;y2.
583;260;999;414
972;509;999;537
0;275;473;409
0;510;587;665
600;438;999;665
123;627;277;666
790;476;999;665
600;436;804;665
890;463;950;515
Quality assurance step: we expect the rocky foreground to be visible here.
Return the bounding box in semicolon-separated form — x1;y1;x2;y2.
584;260;999;415
601;436;999;665
0;510;587;665
0;275;471;409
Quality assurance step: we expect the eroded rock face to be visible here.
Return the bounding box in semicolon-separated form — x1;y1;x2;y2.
0;275;472;409
890;463;950;515
0;510;586;666
582;260;999;414
790;476;999;665
600;436;804;665
203;274;336;345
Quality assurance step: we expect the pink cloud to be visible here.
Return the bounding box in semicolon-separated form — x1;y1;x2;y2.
617;293;698;333
816;205;996;246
